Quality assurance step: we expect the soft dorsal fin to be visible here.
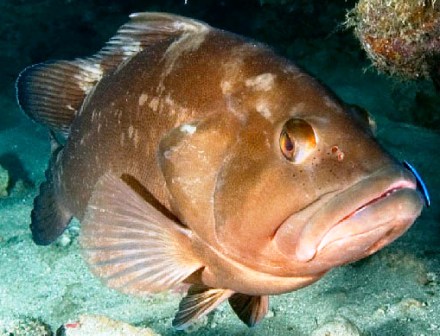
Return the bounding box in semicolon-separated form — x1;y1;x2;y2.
16;12;210;134
80;173;203;294
228;293;269;327
172;284;234;330
16;60;102;135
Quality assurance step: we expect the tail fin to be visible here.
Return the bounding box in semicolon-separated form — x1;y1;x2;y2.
31;136;73;245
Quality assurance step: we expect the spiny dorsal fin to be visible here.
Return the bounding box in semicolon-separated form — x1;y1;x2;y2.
228;293;269;327
16;12;210;134
172;284;234;330
80;173;203;294
94;12;210;70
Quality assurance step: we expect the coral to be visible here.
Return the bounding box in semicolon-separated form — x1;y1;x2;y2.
346;0;440;85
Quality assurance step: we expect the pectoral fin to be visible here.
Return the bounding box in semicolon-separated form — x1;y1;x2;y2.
80;173;203;294
229;293;269;327
172;284;234;330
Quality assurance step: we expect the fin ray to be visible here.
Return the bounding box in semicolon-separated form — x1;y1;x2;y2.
229;293;269;327
80;173;202;294
30;145;72;245
172;284;234;330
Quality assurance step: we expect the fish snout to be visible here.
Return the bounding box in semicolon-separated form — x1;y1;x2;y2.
275;164;424;271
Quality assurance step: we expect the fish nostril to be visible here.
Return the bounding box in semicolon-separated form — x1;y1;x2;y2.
403;160;431;207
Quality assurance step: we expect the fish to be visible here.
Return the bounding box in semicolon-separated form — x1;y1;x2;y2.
15;12;426;329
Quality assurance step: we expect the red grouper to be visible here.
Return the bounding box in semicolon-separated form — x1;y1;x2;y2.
16;12;429;329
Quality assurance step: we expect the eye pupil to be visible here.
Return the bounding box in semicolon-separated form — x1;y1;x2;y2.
280;131;295;160
283;133;294;151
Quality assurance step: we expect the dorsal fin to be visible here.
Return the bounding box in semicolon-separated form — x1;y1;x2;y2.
94;12;210;70
16;60;102;135
16;12;211;134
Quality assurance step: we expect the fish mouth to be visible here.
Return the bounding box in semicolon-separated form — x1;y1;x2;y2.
315;183;416;256
291;164;424;265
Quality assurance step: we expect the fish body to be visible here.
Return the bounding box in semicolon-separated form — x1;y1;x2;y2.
16;13;425;328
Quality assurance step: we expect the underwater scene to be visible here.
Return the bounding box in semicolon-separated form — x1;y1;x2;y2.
0;0;439;335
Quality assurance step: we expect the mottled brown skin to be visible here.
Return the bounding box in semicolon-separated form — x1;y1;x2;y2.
50;26;423;297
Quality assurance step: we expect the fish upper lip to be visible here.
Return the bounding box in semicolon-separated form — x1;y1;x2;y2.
335;180;416;225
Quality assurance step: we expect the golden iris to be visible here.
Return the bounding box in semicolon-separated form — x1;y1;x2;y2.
279;118;316;163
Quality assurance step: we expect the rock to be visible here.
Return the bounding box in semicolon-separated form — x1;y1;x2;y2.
0;317;53;336
0;164;9;197
310;316;363;336
56;315;159;336
346;0;440;82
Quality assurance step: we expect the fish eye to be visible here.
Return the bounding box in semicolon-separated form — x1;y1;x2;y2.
349;104;377;134
279;118;316;163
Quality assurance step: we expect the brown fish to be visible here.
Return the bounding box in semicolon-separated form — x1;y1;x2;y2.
16;12;425;329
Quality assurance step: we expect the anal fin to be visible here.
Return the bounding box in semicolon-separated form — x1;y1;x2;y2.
80;173;203;294
172;284;234;330
229;293;269;327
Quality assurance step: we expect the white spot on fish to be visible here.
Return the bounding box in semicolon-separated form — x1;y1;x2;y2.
149;97;160;112
133;128;140;148
74;62;103;94
158;22;209;92
289;103;306;117
128;125;134;139
224;94;247;123
245;73;276;91
138;93;149;106
221;80;232;94
256;100;272;120
180;124;197;134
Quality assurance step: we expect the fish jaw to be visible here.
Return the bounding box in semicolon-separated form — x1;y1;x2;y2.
274;164;424;270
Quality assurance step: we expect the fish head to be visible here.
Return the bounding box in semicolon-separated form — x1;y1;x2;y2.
213;62;424;277
158;47;425;289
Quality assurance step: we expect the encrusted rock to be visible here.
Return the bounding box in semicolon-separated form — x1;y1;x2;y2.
56;315;159;336
0;317;53;336
310;316;363;336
